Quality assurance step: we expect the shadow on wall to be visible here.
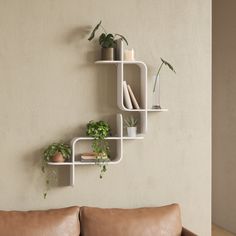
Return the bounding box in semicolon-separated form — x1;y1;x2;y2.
62;25;100;65
62;25;117;113
23;146;71;190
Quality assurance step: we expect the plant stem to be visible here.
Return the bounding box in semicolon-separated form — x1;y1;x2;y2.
100;24;107;34
153;62;164;92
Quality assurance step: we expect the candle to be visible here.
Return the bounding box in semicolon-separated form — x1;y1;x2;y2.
124;49;135;61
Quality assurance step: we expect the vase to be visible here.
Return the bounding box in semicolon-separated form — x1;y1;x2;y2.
152;75;161;109
127;127;137;137
52;153;65;162
101;47;114;60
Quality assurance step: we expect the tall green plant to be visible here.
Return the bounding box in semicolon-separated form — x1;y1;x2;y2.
153;58;176;92
86;120;111;178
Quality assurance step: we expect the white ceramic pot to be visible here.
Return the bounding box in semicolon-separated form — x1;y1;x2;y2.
127;127;137;137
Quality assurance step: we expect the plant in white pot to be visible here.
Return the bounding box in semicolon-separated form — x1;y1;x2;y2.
88;20;128;60
124;116;138;137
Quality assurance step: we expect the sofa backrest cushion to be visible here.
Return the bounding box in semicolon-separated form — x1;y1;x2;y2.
80;204;182;236
0;206;80;236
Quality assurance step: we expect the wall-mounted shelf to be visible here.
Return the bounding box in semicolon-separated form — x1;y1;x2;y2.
96;40;167;133
48;114;143;186
48;40;167;186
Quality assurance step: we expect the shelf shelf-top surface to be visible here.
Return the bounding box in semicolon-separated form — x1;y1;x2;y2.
95;60;123;64
71;136;123;143
123;136;144;140
147;108;168;112
74;161;119;165
95;60;146;65
47;161;120;166
71;135;144;142
47;162;73;166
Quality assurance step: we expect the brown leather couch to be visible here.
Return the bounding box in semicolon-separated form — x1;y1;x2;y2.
0;204;197;236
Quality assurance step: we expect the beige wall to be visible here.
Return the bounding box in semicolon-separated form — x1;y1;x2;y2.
0;0;211;235
213;0;236;233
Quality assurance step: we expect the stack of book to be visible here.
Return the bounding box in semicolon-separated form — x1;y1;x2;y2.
123;81;140;109
80;152;97;162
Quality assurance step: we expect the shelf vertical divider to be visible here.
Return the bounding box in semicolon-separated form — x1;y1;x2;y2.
117;63;124;110
70;139;76;186
117;39;124;110
139;63;148;133
115;113;123;163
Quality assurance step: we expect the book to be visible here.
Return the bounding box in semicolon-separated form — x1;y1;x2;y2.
127;84;140;109
80;152;97;161
123;81;133;109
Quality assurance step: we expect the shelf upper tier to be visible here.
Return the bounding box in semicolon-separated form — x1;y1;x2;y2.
95;60;147;66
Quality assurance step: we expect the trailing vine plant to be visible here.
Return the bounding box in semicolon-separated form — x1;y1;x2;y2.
86;120;111;178
42;142;71;199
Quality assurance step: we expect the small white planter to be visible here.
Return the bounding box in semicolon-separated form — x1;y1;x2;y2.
127;127;137;137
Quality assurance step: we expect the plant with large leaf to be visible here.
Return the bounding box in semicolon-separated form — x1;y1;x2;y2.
88;20;128;48
86;120;111;178
153;58;176;92
88;21;128;60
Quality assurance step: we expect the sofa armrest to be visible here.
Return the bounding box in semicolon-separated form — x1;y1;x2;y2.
182;227;198;236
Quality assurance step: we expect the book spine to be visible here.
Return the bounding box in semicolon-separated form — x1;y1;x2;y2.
123;81;133;109
127;84;140;109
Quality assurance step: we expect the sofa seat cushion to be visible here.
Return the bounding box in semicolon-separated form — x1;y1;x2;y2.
80;204;182;236
0;206;80;236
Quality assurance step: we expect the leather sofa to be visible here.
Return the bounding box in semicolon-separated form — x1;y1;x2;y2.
0;203;197;236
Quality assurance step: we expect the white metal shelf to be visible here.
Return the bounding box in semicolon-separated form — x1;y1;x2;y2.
48;40;168;186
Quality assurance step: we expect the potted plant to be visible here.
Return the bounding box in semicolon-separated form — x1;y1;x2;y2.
124;116;138;137
88;20;128;60
152;58;176;109
86;120;111;178
43;143;71;163
41;142;71;199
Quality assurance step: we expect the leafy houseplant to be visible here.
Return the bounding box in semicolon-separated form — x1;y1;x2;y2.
124;116;138;137
88;20;128;60
86;120;111;178
42;142;71;199
43;143;71;163
152;58;176;109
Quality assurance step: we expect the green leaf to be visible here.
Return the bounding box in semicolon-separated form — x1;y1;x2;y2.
99;33;106;44
41;166;45;173
160;58;176;73
114;34;128;45
88;20;102;41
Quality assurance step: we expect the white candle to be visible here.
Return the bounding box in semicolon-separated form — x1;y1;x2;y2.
124;49;135;61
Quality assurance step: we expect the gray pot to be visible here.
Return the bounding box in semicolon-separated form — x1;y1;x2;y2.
101;47;114;60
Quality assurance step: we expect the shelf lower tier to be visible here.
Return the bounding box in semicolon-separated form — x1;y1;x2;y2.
47;161;119;166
